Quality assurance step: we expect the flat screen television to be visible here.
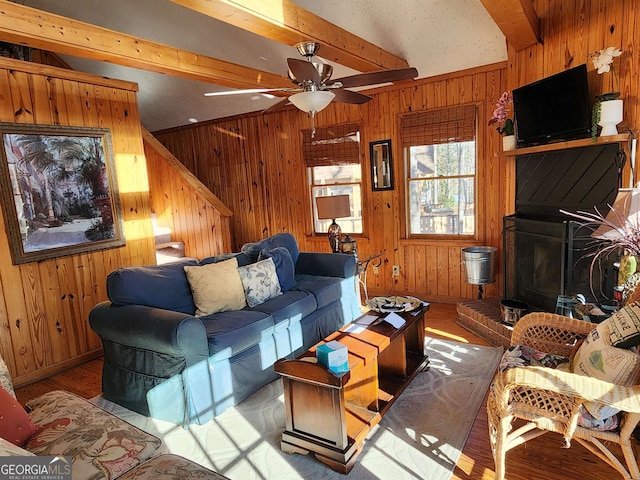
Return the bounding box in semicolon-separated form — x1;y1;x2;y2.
513;64;591;147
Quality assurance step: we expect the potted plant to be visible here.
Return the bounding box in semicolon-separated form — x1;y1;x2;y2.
590;47;623;141
560;189;640;301
488;90;515;150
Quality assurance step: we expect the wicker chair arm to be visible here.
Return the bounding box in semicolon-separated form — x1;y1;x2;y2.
511;312;596;356
493;365;640;414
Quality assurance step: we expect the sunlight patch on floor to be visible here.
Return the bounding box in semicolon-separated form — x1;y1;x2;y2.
425;327;470;344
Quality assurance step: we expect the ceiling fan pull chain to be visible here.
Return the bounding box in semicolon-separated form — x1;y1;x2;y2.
310;111;316;138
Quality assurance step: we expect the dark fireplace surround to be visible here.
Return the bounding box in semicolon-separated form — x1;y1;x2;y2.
503;143;622;312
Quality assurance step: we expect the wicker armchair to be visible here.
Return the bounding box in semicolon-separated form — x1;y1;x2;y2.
488;312;640;480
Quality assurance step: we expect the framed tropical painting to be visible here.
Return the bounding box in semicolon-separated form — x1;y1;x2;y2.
0;123;125;264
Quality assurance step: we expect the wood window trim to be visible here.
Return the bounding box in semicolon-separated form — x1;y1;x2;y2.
398;101;483;241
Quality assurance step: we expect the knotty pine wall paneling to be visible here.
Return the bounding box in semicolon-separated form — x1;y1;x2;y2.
144;138;233;259
154;62;508;304
152;0;639;304
0;58;156;385
510;0;638;184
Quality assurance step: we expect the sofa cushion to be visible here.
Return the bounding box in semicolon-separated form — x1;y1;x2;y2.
200;310;275;358
241;233;300;264
258;247;295;292
24;390;162;479
184;258;247;316
237;257;282;307
0;387;38;446
200;252;252;267
293;274;346;309
251;290;317;329
107;259;198;315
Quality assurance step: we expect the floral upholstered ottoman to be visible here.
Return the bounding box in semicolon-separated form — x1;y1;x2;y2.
23;390;163;479
0;353;228;480
117;454;228;479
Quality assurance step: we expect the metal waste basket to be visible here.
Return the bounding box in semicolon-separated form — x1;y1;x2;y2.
462;246;497;298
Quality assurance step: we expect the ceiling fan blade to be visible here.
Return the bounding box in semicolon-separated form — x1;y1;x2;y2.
332;88;372;105
204;88;285;97
333;67;418;89
262;97;291;114
287;58;321;85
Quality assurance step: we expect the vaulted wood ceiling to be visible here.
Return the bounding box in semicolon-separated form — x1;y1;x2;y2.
2;0;539;130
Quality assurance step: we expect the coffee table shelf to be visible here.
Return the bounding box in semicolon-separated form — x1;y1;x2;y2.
275;306;428;473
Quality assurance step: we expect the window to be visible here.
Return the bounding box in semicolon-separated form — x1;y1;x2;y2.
401;105;477;236
303;124;363;234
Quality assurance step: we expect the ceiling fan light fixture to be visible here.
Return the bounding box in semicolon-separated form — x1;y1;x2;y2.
289;90;335;113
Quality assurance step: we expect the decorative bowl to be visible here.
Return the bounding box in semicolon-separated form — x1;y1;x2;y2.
365;296;421;313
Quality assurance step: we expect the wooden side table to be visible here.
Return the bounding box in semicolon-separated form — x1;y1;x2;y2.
274;306;428;473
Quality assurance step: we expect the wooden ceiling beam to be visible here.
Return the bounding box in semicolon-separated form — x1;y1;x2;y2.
479;0;540;51
170;0;410;72
0;1;292;91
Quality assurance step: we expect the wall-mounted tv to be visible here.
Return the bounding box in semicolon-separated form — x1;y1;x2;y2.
513;64;591;148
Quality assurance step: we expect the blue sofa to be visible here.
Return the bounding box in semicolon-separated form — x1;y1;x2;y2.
89;234;360;426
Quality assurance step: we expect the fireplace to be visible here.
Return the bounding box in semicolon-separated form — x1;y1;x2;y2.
502;143;622;312
503;215;616;312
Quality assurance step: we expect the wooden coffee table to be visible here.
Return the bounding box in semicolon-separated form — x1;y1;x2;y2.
274;305;428;473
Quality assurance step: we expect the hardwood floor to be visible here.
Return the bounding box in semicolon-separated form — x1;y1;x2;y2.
14;303;624;480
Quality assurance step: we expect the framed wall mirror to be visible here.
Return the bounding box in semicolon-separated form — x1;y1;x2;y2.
370;139;394;191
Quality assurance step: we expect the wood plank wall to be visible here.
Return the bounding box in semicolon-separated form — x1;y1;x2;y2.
154;0;639;305
0;57;156;385
143;136;233;259
154;62;509;303
511;0;638;184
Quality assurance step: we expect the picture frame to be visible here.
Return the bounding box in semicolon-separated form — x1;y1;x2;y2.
0;123;125;265
370;139;394;191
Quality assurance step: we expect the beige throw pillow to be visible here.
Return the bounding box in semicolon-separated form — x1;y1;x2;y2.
184;258;246;316
572;320;640;419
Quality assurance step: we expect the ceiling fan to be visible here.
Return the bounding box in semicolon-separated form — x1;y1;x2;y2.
204;41;418;119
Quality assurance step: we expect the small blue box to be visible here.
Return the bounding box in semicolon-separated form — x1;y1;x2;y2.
316;340;349;373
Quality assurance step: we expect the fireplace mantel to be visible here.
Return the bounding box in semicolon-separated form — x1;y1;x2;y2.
495;133;630;157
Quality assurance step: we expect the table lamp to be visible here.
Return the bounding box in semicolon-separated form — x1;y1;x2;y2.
316;195;351;253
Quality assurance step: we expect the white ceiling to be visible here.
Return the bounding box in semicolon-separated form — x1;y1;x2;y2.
24;0;507;132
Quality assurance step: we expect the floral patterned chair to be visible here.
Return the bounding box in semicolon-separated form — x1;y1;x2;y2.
488;310;640;480
0;355;228;480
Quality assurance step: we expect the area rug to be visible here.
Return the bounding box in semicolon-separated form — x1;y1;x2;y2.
92;337;502;480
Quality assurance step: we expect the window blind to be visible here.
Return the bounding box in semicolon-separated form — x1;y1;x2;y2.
400;105;476;147
302;123;360;167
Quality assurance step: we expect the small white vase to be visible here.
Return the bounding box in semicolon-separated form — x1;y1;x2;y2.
599;99;623;136
502;135;516;151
